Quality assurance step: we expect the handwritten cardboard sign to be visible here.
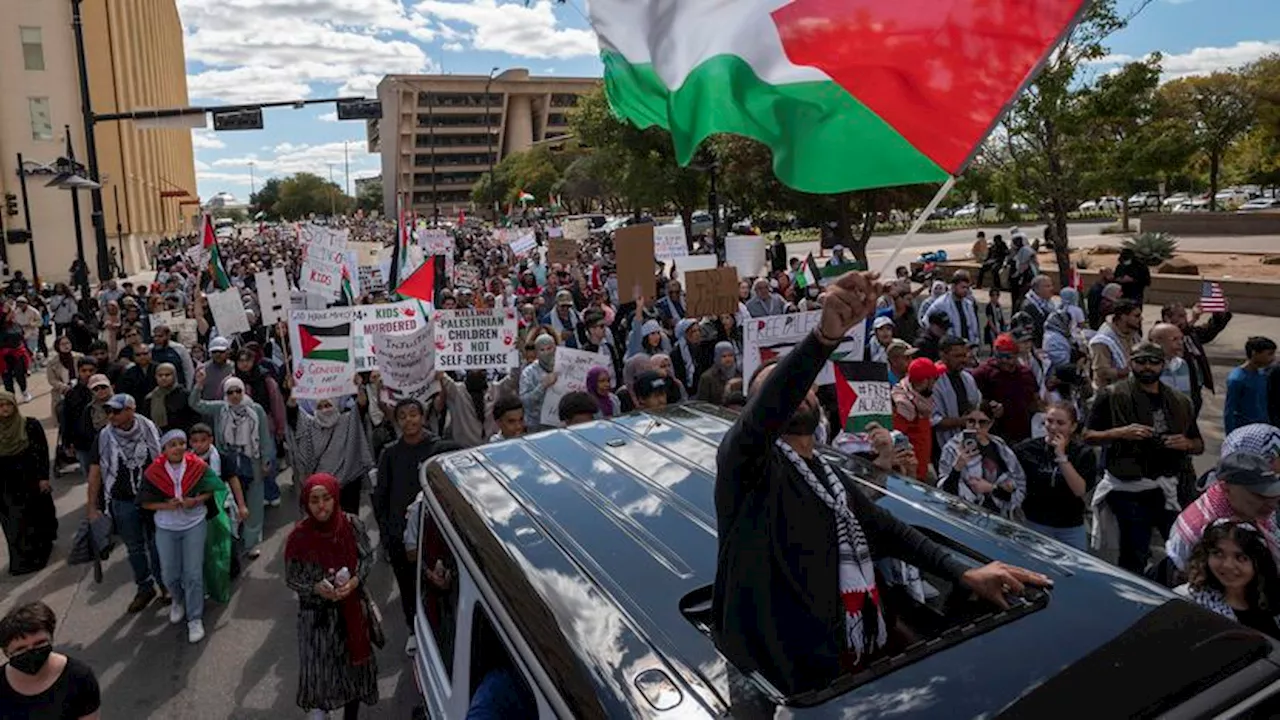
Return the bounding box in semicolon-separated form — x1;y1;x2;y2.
654;225;689;261
684;267;739;318
564;219;590;242
547;237;578;266
540;347;605;428
614;224;655;304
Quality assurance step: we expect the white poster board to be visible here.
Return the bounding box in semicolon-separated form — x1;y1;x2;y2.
206;289;250;336
654;226;689;261
301;258;342;300
415;228;454;257
432;308;519;372
564;219;590;242
725;235;767;278
743;310;866;386
540;347;604;428
672;254;719;286
255;268;291;327
350;300;428;372
287;307;356;399
508;232;537;257
371;323;435;397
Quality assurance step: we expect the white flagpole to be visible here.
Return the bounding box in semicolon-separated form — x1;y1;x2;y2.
875;176;957;276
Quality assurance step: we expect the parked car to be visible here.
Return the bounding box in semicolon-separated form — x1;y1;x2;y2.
566;213;608;230
952;203;998;221
409;404;1280;719
1161;193;1192;211
1216;188;1252;208
1127;192;1161;211
1238;197;1280;212
1078;196;1121;213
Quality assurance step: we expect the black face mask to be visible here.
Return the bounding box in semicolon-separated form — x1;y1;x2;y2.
917;386;934;398
7;644;52;675
783;405;821;436
1134;370;1162;385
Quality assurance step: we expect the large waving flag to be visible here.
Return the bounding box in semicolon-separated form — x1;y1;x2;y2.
587;0;1088;193
201;214;231;290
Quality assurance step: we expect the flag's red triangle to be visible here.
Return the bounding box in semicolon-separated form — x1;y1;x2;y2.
832;364;858;424
298;326;322;358
396;255;438;302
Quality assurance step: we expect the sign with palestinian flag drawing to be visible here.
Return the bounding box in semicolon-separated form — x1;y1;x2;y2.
351;300;428;372
288;308;356;400
833;361;892;433
742;310;865;387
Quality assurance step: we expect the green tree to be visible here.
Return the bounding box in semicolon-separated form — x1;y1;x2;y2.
1160;72;1256;210
272;172;353;219
249;178;282;220
355;177;382;214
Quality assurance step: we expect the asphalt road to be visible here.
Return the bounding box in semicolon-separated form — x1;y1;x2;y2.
0;362;1236;717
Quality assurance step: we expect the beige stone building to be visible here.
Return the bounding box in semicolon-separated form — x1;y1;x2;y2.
372;69;598;219
0;0;197;286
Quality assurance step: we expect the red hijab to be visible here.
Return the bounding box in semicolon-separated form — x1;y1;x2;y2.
285;473;371;665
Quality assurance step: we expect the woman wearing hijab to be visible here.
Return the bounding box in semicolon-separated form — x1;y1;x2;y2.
143;363;201;434
518;334;558;432
620;354;653;413
696;342;739;405
649;353;687;404
1041;310;1078;369
0;391;55;575
189;372;276;559
625;298;671;359
137;430;231;643
584;366;620;419
285;473;379;720
288;391;374;516
671;319;709;396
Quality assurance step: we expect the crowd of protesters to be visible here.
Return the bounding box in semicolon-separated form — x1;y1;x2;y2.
4;213;1280;717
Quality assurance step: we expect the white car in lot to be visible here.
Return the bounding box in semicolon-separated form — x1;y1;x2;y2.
1238;197;1280;212
1161;193;1191;211
1215;188;1252;208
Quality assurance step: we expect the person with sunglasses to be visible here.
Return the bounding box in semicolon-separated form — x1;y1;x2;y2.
1179;519;1280;640
0;602;100;719
1084;341;1204;573
938;400;1026;519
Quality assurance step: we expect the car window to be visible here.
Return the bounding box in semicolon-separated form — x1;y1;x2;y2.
466;602;538;716
418;509;461;679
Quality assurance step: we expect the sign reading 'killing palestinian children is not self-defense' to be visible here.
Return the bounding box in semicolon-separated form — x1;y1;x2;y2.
432;308;519;372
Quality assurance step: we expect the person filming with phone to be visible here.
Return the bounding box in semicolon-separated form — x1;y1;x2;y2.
938;400;1026;520
711;270;1052;699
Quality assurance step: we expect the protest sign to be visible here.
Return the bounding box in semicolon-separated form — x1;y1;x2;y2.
508;231;537;257
357;265;386;295
684;267;740;318
301;257;342;299
564;218;590;242
725;235;767;278
255;268;291;326
351;300;428;372
833;362;893;433
348;241;383;266
541;347;604;428
415;228;454;257
743;310;866;387
371;323;435;397
672;254;718;286
185;244;209;270
452;262;481;290
614;224;655;303
288;307;356;400
149;310;197;346
432;308;519;372
206;289;250;336
547;237;577;266
546;226;563;239
654;225;689;261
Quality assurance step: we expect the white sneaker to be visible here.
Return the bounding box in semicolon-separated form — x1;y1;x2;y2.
169;602;185;625
267;498;282;508
21;391;32;404
187;619;205;643
405;632;418;655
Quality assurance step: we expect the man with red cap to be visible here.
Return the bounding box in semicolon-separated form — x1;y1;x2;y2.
974;333;1040;443
894;357;942;480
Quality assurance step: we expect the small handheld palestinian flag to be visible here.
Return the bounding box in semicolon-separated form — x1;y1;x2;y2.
340;263;356;305
833;361;893;434
201;214;231;290
794;253;822;290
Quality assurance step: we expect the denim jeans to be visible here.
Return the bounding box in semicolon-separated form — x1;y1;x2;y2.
263;456;281;503
1107;488;1179;574
110;498;161;591
155;521;207;621
242;464;265;550
1024;520;1088;551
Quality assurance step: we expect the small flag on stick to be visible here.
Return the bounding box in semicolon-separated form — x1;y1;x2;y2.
1199;280;1228;313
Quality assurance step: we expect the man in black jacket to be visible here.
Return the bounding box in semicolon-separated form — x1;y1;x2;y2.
712;271;1050;697
1161;301;1232;410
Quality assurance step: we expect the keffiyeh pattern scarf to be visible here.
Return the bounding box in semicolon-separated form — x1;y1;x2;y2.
775;439;887;663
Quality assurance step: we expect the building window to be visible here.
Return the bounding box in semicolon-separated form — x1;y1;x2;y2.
28;98;53;141
20;27;44;71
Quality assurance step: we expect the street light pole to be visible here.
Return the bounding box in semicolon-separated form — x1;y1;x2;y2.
428;93;438;226
14;154;40;284
485;67;499;222
64;126;90;299
112;184;125;276
70;0;111;284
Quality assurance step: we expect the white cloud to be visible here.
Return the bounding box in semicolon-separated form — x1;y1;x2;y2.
1090;40;1280;81
187;66;313;104
210;141;377;182
317;111;338;122
191;129;225;149
442;41;464;52
338;74;382;98
415;0;597;59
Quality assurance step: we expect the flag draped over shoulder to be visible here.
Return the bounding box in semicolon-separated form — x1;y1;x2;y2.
202;214;231;290
586;0;1087;193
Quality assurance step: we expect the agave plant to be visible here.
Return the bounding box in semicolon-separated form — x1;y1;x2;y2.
1122;232;1179;266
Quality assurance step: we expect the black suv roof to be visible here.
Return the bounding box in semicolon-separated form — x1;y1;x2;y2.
423;403;1280;719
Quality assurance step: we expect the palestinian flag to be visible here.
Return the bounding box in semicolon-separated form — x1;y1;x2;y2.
833;361;892;433
586;0;1086;193
794;253;821;289
340;263;356;305
822;259;865;279
298;323;351;363
395;254;448;310
201;214;231;290
517;189;534;203
389;192;411;290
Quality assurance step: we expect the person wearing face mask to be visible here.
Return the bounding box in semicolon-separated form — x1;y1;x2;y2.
713;271;1050;698
287;389;374;516
0;602;101;719
519;334;558;433
893;357;941;480
1084;341;1204;572
142;363;201;434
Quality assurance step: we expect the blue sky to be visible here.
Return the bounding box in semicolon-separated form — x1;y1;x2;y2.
182;0;1280;203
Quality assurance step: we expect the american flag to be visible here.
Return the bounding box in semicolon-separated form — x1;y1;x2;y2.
1200;280;1228;313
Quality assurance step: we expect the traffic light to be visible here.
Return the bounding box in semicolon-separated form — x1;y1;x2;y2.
336;99;382;121
212;108;264;131
3;193;16;217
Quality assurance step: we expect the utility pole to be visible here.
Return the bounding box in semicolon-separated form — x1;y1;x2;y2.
327;163;337;216
70;0;110;284
428;92;437;226
64;126;90;299
248;161;256;197
14;154;40;284
485;67;499;222
344;141;351;198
